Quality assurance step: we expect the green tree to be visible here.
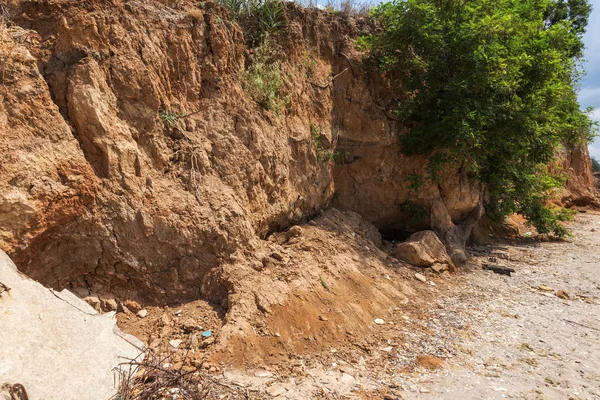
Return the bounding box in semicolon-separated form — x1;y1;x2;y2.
592;156;600;173
360;0;594;262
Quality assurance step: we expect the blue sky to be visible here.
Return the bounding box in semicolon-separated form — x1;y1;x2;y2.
581;0;600;157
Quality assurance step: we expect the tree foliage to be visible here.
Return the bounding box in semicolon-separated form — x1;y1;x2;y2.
360;0;595;236
592;156;600;173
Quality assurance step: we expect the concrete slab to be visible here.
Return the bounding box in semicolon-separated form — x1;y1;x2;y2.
0;251;143;400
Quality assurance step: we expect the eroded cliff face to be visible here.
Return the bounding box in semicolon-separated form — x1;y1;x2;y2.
0;0;595;319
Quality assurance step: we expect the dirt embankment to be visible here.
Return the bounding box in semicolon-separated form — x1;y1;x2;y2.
0;0;597;369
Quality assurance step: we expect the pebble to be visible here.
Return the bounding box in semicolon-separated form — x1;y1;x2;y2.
415;273;427;283
266;385;286;397
169;339;183;348
556;289;570;299
137;309;148;318
374;318;385;325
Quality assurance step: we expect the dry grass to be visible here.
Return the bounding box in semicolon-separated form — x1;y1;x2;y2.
112;349;254;400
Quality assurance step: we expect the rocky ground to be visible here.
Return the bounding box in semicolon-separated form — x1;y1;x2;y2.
135;211;599;400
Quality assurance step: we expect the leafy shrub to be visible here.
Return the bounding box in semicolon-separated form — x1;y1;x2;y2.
242;37;289;111
361;0;596;237
592;156;600;173
310;123;343;163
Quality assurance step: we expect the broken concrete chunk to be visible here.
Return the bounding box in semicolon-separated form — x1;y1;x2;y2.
0;251;143;400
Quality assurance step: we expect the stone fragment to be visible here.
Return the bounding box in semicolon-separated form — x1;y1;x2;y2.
556;289;570;299
123;300;142;313
100;297;118;312
182;318;201;332
169;339;183;348
374;318;385;325
266;385;287;397
137;309;148;318
431;263;448;273
538;285;554;292
414;273;427;283
83;295;101;311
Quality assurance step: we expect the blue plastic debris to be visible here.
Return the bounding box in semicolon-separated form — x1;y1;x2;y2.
202;330;212;337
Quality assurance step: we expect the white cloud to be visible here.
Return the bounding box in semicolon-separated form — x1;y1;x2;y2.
589;142;600;159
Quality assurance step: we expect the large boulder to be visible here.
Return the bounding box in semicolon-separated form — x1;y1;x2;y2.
393;231;454;271
0;251;143;400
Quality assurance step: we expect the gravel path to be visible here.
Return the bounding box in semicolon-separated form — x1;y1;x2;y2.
408;212;600;399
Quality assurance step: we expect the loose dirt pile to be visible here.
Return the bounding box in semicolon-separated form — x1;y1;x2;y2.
115;212;599;399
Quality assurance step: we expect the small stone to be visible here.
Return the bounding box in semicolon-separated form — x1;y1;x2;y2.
429;281;436;286
200;337;215;348
431;263;448;273
137;309;148;318
374;318;385;325
319;315;329;321
538;285;554;292
209;366;217;373
189;334;199;348
169;339;183;348
124;300;142;313
100;297;118;312
340;373;356;386
266;385;286;397
174;309;182;316
415;273;427;283
83;296;101;311
380;346;393;353
556;289;570;299
182;318;201;332
274;332;281;337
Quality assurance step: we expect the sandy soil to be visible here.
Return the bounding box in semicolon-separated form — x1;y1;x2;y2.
204;212;600;399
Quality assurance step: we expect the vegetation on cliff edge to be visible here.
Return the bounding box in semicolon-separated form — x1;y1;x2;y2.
360;0;596;237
